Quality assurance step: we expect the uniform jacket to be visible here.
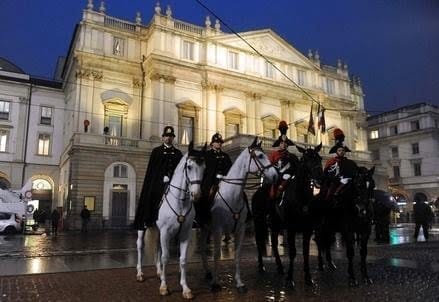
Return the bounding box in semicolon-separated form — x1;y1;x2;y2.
134;144;183;229
201;148;232;195
268;149;299;199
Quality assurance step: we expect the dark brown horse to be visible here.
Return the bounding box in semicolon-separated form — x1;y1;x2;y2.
252;143;323;289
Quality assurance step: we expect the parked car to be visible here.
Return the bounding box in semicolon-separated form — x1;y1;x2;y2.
0;212;22;234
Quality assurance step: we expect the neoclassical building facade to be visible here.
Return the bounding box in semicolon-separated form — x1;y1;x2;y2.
2;2;371;229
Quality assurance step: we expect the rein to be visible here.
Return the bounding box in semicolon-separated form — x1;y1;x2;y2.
215;147;273;232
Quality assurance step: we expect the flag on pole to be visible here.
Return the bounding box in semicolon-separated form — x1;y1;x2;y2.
317;104;326;133
307;104;315;135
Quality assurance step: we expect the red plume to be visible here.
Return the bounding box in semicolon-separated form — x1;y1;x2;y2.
333;128;345;142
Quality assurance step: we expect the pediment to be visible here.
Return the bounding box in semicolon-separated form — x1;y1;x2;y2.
212;29;317;70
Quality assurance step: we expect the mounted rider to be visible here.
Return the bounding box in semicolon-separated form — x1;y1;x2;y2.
195;132;232;226
322;128;358;201
268;121;299;199
134;126;183;229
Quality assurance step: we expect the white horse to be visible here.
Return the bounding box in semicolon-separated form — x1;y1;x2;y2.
136;142;206;300
200;137;278;292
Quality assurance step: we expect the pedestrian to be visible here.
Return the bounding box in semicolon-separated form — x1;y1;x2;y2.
33;208;40;229
80;205;91;232
51;209;60;236
195;132;232;228
134;126;183;230
413;199;433;241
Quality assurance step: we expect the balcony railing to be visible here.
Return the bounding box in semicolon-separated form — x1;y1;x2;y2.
173;20;203;35
71;133;150;150
104;16;136;32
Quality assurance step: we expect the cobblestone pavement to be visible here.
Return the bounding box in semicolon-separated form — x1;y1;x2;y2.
1;224;439;301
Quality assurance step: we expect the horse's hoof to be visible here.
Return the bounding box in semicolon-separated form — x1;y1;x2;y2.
237;285;248;294
136;274;144;282
211;283;222;292
348;278;359;287
363;277;373;285
258;264;266;273
182;290;194;300
305;275;315;286
285;279;296;290
205;272;213;281
327;261;337;270
159;286;170;296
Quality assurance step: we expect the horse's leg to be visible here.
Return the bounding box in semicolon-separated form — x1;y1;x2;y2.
285;229;296;289
344;228;358;287
210;230;222;292
159;229;171;296
200;226;212;280
179;228;194;299
360;224;373;284
303;230;314;286
234;223;248;293
136;230;146;281
254;212;267;273
271;229;284;274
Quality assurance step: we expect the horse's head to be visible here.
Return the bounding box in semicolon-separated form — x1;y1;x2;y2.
296;142;323;187
185;141;207;202
354;166;375;198
248;137;278;184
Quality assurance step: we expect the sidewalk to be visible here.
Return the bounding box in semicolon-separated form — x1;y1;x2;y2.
2;241;439;301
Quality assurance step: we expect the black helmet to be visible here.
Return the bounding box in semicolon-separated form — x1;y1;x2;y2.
272;121;294;147
210;132;224;144
162;126;175;137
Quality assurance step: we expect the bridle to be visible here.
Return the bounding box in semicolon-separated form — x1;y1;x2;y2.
164;157;204;228
216;147;274;232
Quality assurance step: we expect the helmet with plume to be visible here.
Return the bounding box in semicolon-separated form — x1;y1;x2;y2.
272;121;295;147
329;128;351;153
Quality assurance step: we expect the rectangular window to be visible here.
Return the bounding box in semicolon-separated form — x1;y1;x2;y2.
113;164;128;178
182;41;194;60
40;106;52;125
393;166;400;178
265;61;274;78
113;37;125;56
370;130;379;139
0;101;10;120
326;79;335;95
225;123;239;138
180;116;194;145
297;70;306;86
228;51;239;70
371;149;380;160
391;146;398;158
0;130;8;152
389;125;398;135
38;134;51;155
412;143;419;154
411;120;420;131
413;163;421;176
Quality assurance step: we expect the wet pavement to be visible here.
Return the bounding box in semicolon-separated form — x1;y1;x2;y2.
1;224;439;301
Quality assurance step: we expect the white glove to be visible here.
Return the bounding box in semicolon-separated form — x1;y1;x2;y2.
340;177;351;185
282;173;291;180
163;176;170;183
216;174;224;179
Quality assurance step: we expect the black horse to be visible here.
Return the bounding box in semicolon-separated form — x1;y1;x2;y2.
315;165;375;286
252;143;323;288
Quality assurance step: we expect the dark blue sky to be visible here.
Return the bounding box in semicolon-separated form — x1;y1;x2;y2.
1;0;438;113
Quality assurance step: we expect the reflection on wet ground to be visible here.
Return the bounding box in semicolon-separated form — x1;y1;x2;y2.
0;223;438;276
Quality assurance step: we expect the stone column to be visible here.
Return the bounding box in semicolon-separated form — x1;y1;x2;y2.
206;83;217;139
254;94;262;136
215;85;224;135
245;92;255;135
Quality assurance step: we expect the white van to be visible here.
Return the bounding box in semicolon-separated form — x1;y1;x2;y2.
0;189;27;218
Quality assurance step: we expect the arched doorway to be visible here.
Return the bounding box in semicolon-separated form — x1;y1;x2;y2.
31;178;53;216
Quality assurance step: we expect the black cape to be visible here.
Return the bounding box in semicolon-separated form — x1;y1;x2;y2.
134;144;183;229
201;148;232;195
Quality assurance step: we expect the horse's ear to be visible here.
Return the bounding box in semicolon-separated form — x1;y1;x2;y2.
188;141;194;152
202;142;207;152
369;166;375;175
296;144;306;153
315;142;322;153
250;136;258;148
